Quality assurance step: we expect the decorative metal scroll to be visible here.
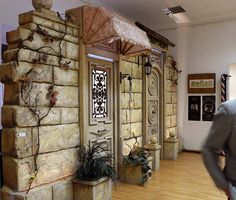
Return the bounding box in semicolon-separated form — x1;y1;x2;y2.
92;69;108;118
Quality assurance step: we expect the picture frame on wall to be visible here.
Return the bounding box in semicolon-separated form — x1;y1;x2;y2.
188;73;216;93
188;96;201;121
202;96;216;121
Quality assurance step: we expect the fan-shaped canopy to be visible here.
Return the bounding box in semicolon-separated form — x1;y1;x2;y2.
82;6;151;55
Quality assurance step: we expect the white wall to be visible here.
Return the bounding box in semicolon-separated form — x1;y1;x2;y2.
160;19;236;151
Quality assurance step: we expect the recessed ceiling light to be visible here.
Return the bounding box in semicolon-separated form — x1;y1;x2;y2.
161;5;185;15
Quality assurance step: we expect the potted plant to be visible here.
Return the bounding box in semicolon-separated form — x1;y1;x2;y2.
73;143;115;200
122;136;152;185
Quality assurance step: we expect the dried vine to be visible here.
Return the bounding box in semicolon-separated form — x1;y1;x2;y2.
13;12;71;197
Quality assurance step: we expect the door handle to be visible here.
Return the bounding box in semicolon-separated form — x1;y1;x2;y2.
89;129;111;137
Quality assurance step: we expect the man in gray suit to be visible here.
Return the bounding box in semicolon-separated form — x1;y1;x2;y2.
203;100;236;200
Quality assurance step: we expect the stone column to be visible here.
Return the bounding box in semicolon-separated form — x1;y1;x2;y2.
0;3;80;200
164;137;179;160
144;143;161;171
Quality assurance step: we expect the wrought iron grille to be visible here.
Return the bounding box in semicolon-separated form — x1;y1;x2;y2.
92;68;108;118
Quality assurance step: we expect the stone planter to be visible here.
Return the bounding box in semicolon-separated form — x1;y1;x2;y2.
122;156;153;185
73;177;112;200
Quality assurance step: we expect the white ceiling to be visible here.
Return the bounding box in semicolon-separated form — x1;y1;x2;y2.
90;0;236;31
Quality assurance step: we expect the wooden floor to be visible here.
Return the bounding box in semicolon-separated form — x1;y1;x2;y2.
112;152;226;200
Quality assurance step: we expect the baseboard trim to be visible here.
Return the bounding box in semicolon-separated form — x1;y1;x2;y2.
182;149;201;154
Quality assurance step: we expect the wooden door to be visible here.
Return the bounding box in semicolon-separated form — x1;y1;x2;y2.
86;58;115;156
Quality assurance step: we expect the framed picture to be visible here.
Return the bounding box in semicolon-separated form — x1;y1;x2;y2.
202;96;216;121
188;73;216;93
188;96;201;121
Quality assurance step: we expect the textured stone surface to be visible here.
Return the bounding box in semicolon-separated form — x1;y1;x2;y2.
171;115;177;127
120;93;130;109
121;109;127;124
55;86;79;107
53;181;73;200
120;61;131;75
19;10;78;37
165;116;171;128
131;122;142;137
166;92;172;104
130;109;142;122
2;128;33;158
3;48;79;70
73;178;111;200
54;67;78;86
3;148;78;192
60;108;79;124
133;93;142;109
35;124;79;154
164;138;179;160
2;106;60;128
7;28;79;60
132;80;142;93
131;63;142;79
122;137;142;156
0;62;52;84
2;124;79;158
166;104;173;116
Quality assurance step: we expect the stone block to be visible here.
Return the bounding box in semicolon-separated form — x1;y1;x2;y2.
165;116;171;129
34;124;79;154
173;103;177;115
61;108;79;124
132;79;142;93
4;83;79;107
131;63;142;79
0;62;52;84
166;104;173;116
121;109;127;124
3;148;78;192
170;115;177;127
164;138;179;160
19;10;79;37
133;93;142;109
2;106;60;128
2;124;79;158
121;124;131;139
55;86;79;107
3;49;79;70
166;80;172;92
130;109;142;122
165;92;172;104
7;28;79;60
15;23;79;44
172;92;177;104
2;128;33;158
131;122;142;137
53;181;73;200
54;67;78;86
120;93;130;109
73;178;111;200
120;61;131;75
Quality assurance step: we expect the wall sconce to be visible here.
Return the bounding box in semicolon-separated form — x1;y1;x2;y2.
138;55;153;76
144;56;152;75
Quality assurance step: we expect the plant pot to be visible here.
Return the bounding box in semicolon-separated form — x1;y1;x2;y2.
73;177;112;200
122;156;153;185
32;0;53;10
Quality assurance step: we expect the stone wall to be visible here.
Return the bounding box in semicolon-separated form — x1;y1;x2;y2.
163;56;179;160
164;57;177;139
120;57;143;155
0;9;79;200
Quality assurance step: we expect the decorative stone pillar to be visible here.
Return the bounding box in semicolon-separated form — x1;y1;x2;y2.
164;137;179;160
144;143;161;171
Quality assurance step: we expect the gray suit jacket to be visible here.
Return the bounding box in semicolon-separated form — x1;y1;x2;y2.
202;99;236;191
